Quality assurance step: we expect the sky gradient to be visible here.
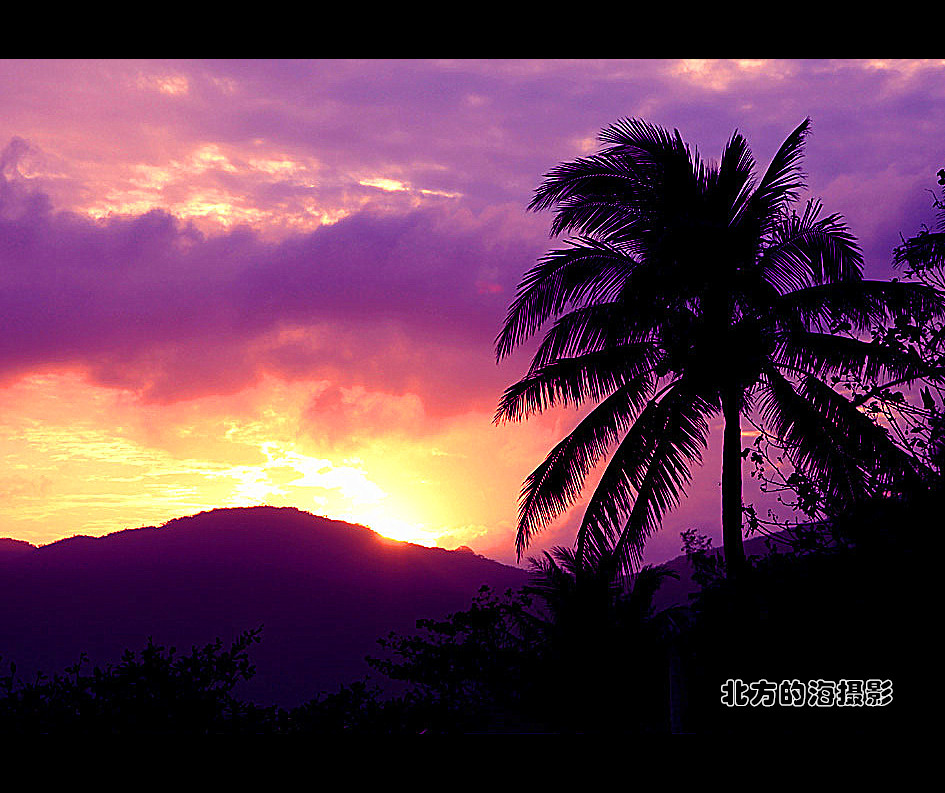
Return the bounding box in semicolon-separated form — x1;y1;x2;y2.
1;58;943;566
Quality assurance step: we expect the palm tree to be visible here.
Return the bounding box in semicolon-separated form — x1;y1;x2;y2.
496;118;940;580
525;545;684;730
526;545;683;644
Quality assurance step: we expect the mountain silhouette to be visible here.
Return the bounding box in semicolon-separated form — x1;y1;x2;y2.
0;506;528;707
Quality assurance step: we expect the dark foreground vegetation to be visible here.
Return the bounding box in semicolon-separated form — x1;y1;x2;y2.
0;496;932;733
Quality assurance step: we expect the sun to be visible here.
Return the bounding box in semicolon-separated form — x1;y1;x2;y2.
353;509;441;547
249;441;442;547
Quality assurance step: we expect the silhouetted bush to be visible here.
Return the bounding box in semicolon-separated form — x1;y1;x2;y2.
364;585;549;732
676;493;931;734
0;628;280;734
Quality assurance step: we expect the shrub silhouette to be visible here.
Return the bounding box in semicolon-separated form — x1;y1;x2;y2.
0;628;279;734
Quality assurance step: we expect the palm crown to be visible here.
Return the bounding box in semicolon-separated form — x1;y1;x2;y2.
496;118;938;577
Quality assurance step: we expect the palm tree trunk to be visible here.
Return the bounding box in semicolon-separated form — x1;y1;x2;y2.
721;388;747;579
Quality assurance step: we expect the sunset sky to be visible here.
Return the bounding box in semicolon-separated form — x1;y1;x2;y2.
1;59;943;566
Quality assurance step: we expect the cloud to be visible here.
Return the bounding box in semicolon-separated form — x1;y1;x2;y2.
0;143;544;418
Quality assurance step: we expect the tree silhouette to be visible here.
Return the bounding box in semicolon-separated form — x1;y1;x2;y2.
865;165;945;476
525;545;684;730
365;555;684;731
525;545;682;646
366;585;546;731
0;628;277;734
741;166;945;544
496;118;941;579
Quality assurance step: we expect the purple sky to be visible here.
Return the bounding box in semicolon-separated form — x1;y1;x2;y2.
0;59;943;566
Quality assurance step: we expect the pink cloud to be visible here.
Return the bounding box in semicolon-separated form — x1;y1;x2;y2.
0;147;546;419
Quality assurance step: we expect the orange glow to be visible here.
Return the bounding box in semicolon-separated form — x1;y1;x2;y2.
0;369;568;560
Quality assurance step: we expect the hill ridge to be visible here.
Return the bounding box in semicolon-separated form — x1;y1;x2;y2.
0;506;527;707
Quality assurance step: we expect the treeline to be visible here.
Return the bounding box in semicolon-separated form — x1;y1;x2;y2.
0;489;931;733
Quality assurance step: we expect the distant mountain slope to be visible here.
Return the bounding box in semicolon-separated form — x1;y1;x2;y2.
0;507;528;707
650;532;799;613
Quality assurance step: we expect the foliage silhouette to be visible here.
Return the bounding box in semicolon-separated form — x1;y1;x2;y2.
361;545;685;733
867;166;945;476
496;117;941;578
365;585;547;731
281;679;421;734
740;166;945;543
523;546;684;730
0;628;279;734
1;531;921;734
677;491;929;734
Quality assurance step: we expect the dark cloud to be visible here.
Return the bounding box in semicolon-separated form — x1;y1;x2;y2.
0;146;544;415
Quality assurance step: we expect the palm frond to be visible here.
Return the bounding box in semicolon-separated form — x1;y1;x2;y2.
759;199;863;292
715;129;757;227
495;238;638;360
525;272;693;370
597;118;689;155
621;563;680;623
775;330;932;384
495;343;659;423
773;279;945;334
747;117;811;225
758;365;926;506
550;198;651;243
525;301;636;367
895;229;945;271
513;382;654;560
802;373;931;492
527;152;646;217
577;384;713;572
